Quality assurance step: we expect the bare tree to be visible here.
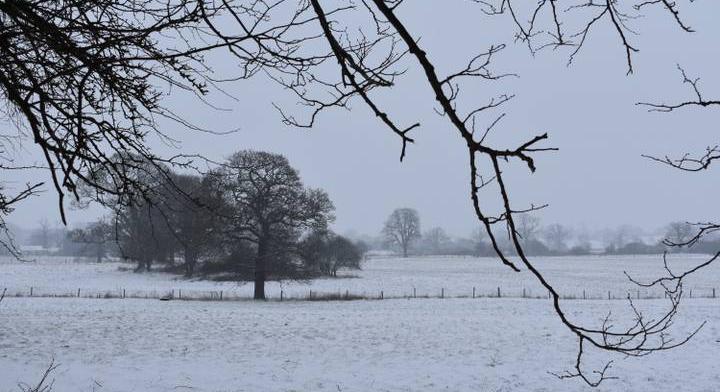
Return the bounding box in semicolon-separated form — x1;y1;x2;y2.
383;208;421;258
300;231;362;277
543;223;572;253
664;221;694;247
604;224;642;252
38;218;50;250
516;215;541;243
77;154;176;271
471;226;494;256
215;150;334;299
163;173;226;277
327;235;363;276
422;227;451;255
69;219;114;263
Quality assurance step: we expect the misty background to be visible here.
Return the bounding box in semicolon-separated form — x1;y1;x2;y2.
4;2;719;238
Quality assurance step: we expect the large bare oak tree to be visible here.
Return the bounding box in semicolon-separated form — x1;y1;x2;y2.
215;150;334;299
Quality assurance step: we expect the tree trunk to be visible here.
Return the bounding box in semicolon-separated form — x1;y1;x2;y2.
95;244;103;263
254;238;267;300
402;242;408;258
185;259;196;278
184;246;197;278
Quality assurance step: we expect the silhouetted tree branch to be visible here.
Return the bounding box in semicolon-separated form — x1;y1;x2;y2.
297;0;703;385
476;0;695;74
631;63;720;360
0;182;42;257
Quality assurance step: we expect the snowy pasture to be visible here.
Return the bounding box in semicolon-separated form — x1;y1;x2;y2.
1;254;719;299
1;297;719;392
1;255;719;391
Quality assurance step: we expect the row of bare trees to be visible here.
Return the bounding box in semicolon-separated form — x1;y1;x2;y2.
71;150;362;299
378;208;712;257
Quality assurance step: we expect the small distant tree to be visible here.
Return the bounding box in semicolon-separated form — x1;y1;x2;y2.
471;227;494;256
422;226;450;255
327;235;362;276
605;224;642;251
69;219;113;263
216;150;334;300
665;221;694;248
543;223;572;253
568;228;592;256
39;218;50;250
511;215;552;255
299;231;363;276
516;215;541;242
354;239;370;259
382;208;421;258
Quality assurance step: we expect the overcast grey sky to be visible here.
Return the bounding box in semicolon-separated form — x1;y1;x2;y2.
5;2;720;237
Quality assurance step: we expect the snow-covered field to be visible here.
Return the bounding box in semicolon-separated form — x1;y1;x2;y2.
1;297;719;392
1;254;719;299
1;255;719;391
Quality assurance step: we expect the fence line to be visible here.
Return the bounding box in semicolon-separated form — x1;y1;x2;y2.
3;285;718;302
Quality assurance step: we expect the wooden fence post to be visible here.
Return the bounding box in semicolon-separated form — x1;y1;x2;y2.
220;290;223;301
77;288;81;298
441;288;444;299
413;287;416;298
472;287;476;299
522;288;526;299
497;287;501;298
380;291;384;300
583;290;586;300
123;289;126;299
713;288;716;299
280;290;284;302
608;291;611;300
179;290;182;300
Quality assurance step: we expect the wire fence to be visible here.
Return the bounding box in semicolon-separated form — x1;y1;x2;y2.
3;285;718;302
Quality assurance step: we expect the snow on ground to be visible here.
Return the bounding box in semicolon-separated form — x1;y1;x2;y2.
1;297;718;392
1;255;719;391
1;254;719;299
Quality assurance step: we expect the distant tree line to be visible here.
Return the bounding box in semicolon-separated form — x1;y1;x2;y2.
18;207;717;264
373;208;720;258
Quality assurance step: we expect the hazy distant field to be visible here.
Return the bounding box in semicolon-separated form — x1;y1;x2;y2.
2;255;719;392
1;254;719;299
